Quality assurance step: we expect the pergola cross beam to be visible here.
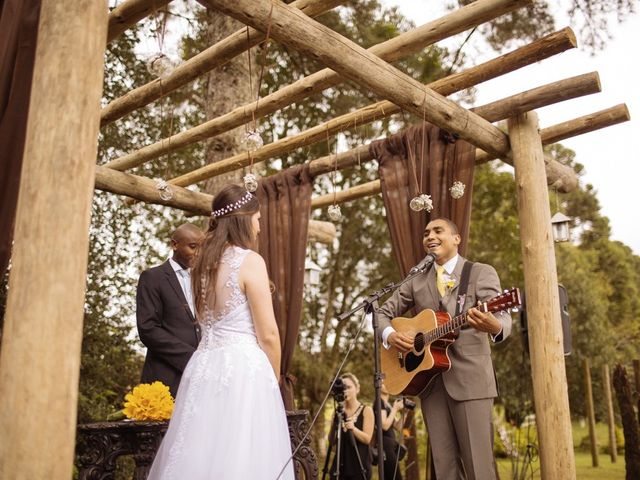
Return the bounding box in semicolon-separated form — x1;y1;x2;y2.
168;0;512;160
104;0;536;170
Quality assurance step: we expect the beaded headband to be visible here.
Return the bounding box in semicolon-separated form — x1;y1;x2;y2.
211;191;255;219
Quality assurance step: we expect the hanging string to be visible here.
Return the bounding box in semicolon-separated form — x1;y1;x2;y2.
419;95;428;192
243;4;274;174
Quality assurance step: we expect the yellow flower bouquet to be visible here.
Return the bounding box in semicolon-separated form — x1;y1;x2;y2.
121;381;175;421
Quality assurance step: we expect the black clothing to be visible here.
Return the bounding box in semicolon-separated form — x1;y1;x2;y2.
136;260;201;397
330;404;372;480
381;402;403;480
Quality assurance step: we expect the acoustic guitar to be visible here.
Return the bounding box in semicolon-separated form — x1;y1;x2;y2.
381;288;521;396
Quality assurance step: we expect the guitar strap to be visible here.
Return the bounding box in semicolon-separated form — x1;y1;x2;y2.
454;261;474;317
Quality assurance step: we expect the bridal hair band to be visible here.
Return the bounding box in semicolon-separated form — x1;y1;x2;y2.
211;191;255;219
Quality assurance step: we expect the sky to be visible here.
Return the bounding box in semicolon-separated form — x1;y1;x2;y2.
381;1;639;254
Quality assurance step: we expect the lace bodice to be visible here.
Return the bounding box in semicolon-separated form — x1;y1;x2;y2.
199;246;256;349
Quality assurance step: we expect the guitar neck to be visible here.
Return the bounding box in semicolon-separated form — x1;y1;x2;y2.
424;311;469;344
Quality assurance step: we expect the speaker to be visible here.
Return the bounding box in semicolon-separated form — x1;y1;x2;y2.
520;284;571;356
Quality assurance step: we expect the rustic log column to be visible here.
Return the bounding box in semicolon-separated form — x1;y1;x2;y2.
0;1;107;479
583;358;599;467
603;364;618;463
508;111;576;479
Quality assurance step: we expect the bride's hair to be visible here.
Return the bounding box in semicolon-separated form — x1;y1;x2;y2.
192;184;260;322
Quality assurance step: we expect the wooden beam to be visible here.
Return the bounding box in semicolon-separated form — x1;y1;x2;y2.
95;165;213;214
0;1;107;478
95;166;335;243
107;0;172;43
310;103;630;208
308;220;336;243
509;110;576;480
161;30;580;186
105;0;534;170
101;0;343;126
475;104;631;164
312;181;382;209
471;72;600;123
93;102;628;226
167;68;596;187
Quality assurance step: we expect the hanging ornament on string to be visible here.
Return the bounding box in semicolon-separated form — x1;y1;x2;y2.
146;52;178;79
409;193;433;212
243;130;264;151
243;172;259;193
327;204;342;222
155;178;173;201
449;181;465;199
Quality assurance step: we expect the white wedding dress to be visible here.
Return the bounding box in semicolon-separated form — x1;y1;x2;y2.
147;246;295;480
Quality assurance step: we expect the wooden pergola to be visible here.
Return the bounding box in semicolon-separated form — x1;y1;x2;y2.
0;0;631;478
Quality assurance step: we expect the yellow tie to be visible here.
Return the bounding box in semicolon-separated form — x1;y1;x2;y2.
436;265;446;297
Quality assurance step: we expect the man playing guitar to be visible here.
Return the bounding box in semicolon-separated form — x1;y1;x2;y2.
379;218;512;480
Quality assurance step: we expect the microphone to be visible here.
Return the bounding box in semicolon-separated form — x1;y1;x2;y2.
409;252;437;274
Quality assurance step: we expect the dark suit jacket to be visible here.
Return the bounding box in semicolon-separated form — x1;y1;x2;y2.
136;260;201;397
378;256;512;401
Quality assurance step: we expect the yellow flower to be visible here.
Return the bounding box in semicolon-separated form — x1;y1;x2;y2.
445;279;456;290
122;381;174;421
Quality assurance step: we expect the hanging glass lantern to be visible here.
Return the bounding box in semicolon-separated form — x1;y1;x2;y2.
155;179;173;201
243;130;264;151
146;53;178;79
243;172;259;193
327;204;342;221
551;212;571;242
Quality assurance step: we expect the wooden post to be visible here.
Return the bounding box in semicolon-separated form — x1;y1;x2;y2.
603;364;618;462
0;1;107;479
583;358;599;467
508;111;576;479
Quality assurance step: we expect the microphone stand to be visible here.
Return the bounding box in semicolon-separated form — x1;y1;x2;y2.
336;259;435;480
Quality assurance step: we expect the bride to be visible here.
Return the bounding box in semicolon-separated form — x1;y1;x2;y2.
147;184;295;480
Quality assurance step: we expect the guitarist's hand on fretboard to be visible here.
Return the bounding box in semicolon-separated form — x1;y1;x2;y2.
388;331;414;353
466;305;502;335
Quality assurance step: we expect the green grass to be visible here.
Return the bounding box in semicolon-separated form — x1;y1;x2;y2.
497;451;625;479
496;421;626;479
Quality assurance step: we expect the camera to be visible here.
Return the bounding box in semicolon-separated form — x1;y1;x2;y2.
403;397;416;411
331;377;346;405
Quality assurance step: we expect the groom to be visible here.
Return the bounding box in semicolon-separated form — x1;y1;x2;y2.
136;223;205;397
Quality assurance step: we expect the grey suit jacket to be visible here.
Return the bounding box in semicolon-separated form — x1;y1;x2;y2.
378;256;512;401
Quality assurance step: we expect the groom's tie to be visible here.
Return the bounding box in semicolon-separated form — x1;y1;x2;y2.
436;264;446;297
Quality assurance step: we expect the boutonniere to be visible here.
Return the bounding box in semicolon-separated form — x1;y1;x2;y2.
443;275;458;298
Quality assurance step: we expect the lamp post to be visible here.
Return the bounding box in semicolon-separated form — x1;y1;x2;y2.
304;258;322;286
551;212;571;243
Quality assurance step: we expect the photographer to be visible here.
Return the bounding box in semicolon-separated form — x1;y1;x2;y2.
329;373;374;480
378;383;412;480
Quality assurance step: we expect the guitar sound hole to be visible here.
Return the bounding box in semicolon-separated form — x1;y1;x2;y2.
404;351;425;373
414;333;424;351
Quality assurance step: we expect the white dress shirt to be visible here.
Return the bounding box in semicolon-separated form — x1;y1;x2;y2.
169;257;195;317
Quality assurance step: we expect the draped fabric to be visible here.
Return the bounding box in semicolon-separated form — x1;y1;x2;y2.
0;0;42;277
370;122;476;276
256;165;315;409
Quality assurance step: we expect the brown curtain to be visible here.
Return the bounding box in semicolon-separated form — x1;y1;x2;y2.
256;164;315;409
0;0;42;277
369;122;476;276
